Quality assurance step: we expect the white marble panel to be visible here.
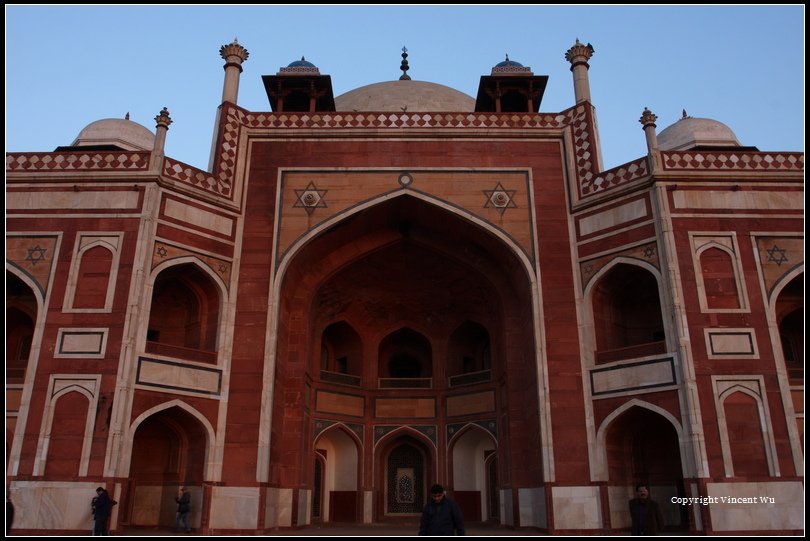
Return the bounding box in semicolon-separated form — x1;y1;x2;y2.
706;481;803;531
518;486;546;528
552;485;602;530
164;198;234;236
8;190;140;210
673;190;801;211
363;490;373;523
55;328;108;358
501;488;514;526
591;358;675;395
137;358;221;394
264;487;293;528
298;488;311;526
9;481;98;531
608;485;634;529
579;199;647;236
209;486;259;530
705;328;758;358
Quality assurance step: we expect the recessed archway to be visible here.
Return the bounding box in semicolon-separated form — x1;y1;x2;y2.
125;406;208;531
267;193;542;517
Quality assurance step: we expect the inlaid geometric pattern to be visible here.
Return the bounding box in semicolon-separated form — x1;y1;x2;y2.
6;152;150;172
6;235;60;296
313;419;364;443
446;420;497;445
374;425;437;446
293;182;328;214
483;182;517;215
237;109;567;130
151;240;232;288
754;236;804;300
579;241;660;291
163;157;232;198
662;151;804;171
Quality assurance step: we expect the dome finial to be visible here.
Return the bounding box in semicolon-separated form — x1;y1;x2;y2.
125;112;130;120
682;109;689;119
399;46;411;81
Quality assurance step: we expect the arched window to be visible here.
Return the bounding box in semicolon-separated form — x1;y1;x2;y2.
699;246;740;309
6;272;37;384
72;245;114;309
319;321;363;386
146;264;220;363
775;274;803;381
448;321;492;386
378;328;432;388
592;263;666;364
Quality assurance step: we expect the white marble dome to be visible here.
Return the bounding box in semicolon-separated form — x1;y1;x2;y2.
657;116;740;151
72;118;155;151
335;80;475;112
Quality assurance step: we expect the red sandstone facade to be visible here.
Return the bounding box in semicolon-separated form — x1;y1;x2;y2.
6;40;804;534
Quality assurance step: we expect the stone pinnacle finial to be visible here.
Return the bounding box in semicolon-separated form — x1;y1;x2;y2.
565;38;595;104
220;40;249;65
639;107;659;154
564;39;595;67
155;107;172;129
399;46;411;81
639;107;658;128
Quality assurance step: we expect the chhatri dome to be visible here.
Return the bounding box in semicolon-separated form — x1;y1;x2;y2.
657;111;741;151
69;116;155;151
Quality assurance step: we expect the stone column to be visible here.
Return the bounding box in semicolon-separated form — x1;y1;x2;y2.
152;107;172;169
639;107;659;153
219;39;250;104
564;39;595;104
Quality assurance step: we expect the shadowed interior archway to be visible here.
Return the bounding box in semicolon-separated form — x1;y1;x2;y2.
269;193;542;523
123;407;207;531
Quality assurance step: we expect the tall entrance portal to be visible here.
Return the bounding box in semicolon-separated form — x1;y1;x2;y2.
272;193;542;524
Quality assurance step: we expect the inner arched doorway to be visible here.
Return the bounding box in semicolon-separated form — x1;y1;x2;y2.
604;406;687;532
313;426;361;522
378;433;434;518
124;406;208;530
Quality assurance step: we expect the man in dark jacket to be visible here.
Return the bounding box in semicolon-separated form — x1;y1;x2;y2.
629;484;664;535
419;484;465;536
92;487;115;536
175;486;192;533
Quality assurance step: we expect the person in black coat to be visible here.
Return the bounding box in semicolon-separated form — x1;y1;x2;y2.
92;487;115;536
629;484;664;535
419;484;465;536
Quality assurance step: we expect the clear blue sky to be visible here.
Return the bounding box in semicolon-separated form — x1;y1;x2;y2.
6;5;804;170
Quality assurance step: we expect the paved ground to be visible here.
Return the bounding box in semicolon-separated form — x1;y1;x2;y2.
121;523;547;536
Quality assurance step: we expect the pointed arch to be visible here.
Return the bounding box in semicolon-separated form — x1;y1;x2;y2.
584;257;669;365
257;189;554;484
145;257;227;362
123;399;216;481
150;255;229;297
594;399;687;481
6;265;48;476
447;422;497;449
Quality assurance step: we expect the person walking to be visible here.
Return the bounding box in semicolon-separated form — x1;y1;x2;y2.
419;484;465;536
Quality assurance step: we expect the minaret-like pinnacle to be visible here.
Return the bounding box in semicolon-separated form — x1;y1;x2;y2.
639;107;658;128
154;107;172;129
399;46;411;81
220;40;250;67
564;39;595;67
